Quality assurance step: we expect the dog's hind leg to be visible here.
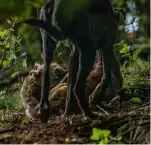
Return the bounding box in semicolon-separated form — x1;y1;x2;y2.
63;44;79;115
73;41;96;118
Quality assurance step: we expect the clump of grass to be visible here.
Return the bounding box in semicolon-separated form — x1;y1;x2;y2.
122;58;149;88
0;90;20;109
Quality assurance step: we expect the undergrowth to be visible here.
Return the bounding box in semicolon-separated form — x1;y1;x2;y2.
122;58;149;88
0;18;26;110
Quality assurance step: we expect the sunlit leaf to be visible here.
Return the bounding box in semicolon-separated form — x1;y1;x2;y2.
120;44;129;54
2;60;10;68
0;41;4;46
21;119;30;124
11;71;19;78
0;30;9;37
130;97;142;103
7;19;12;25
5;42;10;48
22;59;27;68
117;136;122;141
65;138;70;143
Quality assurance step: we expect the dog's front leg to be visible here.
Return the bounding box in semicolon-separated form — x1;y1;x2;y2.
63;44;79;116
37;32;56;123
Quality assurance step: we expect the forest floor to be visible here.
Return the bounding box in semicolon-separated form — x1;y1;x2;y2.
0;99;150;144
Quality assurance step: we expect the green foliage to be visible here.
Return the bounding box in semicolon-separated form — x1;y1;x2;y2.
21;118;31;124
0;90;20;109
90;128;123;144
0;17;27;77
0;18;27;110
65;137;71;143
114;40;149;89
114;40;129;55
90;128;111;144
130;97;142;104
122;58;149;88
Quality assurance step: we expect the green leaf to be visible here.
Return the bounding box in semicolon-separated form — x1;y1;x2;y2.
90;128;101;141
9;28;15;32
10;51;17;59
0;41;4;46
21;119;30;124
7;19;12;25
15;46;21;52
20;52;26;57
11;71;19;78
57;52;62;57
2;60;10;68
0;30;9;37
65;138;70;143
22;59;27;68
0;119;5;125
117;136;122;141
99;137;109;144
5;42;10;48
90;128;111;142
120;44;129;54
130;97;142;103
14;17;18;22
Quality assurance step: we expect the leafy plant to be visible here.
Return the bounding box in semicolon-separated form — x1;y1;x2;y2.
114;40;149;89
90;128;111;144
0;17;27;80
0;90;20;109
90;128;123;144
0;18;27;109
122;58;149;89
130;97;142;104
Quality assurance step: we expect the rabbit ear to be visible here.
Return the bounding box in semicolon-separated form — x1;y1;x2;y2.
23;19;65;41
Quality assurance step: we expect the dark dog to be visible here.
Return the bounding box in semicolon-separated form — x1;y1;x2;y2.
24;0;125;123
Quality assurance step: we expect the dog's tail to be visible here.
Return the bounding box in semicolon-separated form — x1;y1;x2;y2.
24;19;65;41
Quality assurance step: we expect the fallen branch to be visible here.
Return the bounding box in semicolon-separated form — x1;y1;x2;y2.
0;127;14;134
124;102;150;112
96;105;109;115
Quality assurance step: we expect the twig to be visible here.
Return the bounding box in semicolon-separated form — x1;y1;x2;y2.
108;95;120;105
124;102;150;112
132;119;142;142
0;127;14;134
59;72;68;84
116;120;150;139
96;105;109;115
109;115;149;126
